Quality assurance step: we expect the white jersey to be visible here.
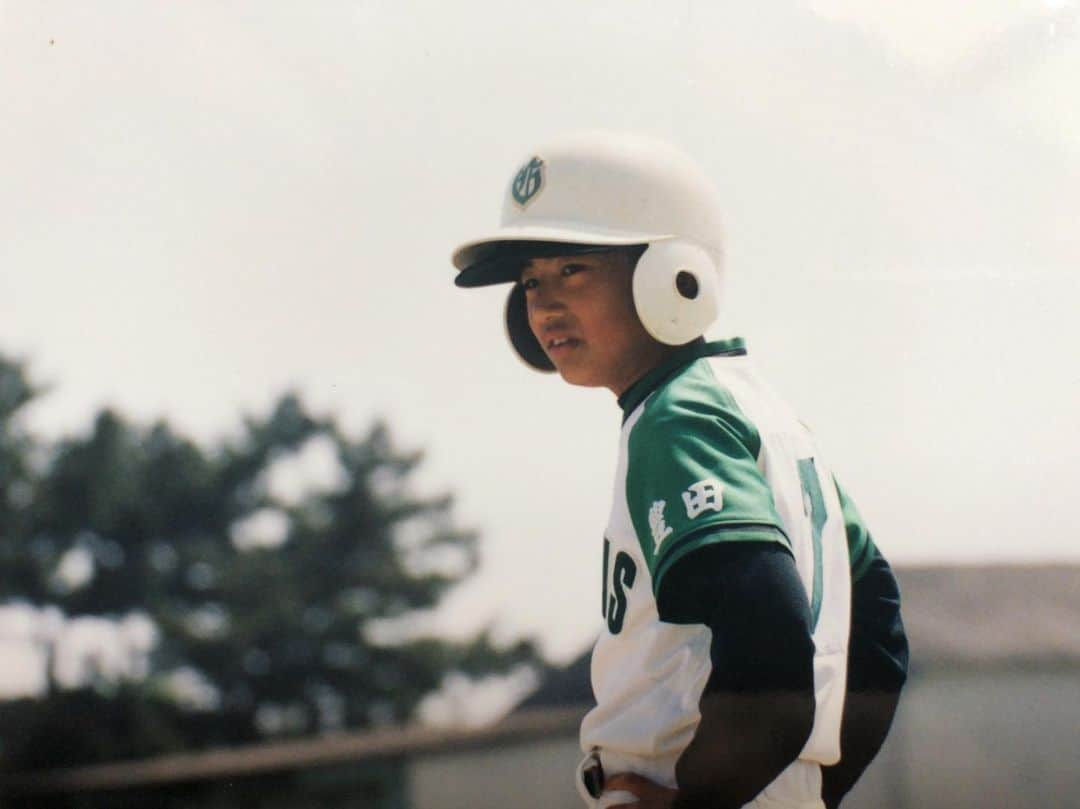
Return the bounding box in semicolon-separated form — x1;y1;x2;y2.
580;338;859;801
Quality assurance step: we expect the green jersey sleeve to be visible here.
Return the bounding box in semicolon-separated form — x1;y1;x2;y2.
626;373;790;595
833;477;878;582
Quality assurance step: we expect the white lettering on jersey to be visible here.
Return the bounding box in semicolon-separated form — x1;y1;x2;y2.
682;478;724;519
648;500;673;551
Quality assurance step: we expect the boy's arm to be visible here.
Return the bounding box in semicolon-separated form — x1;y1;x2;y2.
624;402;817;806
658;542;816;809
821;544;908;808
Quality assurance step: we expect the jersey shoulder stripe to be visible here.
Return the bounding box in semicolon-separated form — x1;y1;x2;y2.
625;356;790;594
833;477;878;582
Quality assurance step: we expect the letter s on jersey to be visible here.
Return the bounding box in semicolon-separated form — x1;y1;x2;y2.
602;538;637;634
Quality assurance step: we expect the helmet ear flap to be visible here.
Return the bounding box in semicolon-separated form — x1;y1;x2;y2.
632;240;720;345
505;284;556;372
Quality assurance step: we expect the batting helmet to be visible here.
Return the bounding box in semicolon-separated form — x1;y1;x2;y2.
452;131;725;372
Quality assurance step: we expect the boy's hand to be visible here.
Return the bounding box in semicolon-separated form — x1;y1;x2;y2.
602;772;676;809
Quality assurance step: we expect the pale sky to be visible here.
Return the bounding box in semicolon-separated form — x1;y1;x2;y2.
2;1;1078;670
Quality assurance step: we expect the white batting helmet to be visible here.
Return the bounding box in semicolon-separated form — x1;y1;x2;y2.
452;131;725;372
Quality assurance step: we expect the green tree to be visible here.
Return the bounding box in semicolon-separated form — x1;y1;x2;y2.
0;353;539;771
0;355;47;605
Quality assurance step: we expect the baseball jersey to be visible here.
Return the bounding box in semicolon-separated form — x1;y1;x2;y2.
580;337;870;789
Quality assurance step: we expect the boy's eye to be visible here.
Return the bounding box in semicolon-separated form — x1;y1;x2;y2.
561;264;585;277
521;277;539;291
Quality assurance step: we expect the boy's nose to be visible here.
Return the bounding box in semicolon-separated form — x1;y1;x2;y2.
528;284;566;315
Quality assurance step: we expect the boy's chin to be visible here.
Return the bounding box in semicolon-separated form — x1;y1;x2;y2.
554;365;605;389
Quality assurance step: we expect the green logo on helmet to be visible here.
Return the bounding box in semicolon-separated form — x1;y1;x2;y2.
511;156;545;208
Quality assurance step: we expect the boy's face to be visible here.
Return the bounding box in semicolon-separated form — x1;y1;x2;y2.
521;249;667;395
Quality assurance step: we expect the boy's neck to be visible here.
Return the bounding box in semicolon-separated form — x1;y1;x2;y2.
610;341;684;398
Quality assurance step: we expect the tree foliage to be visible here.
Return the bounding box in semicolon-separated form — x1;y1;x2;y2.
0;353;538;771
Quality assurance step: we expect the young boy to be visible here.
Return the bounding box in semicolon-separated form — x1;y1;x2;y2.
451;131;907;809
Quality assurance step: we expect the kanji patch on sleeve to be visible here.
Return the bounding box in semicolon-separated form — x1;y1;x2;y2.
625;362;789;593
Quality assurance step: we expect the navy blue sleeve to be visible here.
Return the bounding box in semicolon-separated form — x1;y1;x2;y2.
660;541;816;808
656;541;815;694
848;543;909;691
821;544;908;809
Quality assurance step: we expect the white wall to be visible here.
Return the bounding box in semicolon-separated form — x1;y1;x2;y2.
845;668;1080;809
409;667;1080;809
409;736;584;809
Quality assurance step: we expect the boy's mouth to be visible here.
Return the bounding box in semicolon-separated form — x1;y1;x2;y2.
547;337;580;354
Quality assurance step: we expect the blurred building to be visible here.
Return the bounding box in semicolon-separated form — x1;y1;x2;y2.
3;564;1079;809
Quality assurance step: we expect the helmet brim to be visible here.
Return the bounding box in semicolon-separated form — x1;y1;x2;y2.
452;225;670;287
